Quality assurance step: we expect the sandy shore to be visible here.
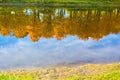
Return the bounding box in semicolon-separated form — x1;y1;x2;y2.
0;63;120;80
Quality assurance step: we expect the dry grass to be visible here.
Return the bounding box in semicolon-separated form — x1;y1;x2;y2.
0;63;120;80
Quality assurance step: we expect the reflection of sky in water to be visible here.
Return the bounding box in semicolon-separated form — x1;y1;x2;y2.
0;33;120;69
55;9;69;18
23;9;33;15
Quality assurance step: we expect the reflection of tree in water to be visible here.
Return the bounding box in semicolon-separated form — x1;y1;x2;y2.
0;7;120;42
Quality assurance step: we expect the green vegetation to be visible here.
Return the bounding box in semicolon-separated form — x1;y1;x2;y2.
0;0;120;5
0;63;120;80
66;71;120;80
0;73;33;80
1;71;120;80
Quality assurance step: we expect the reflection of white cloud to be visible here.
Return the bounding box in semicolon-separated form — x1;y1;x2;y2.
23;9;33;16
0;34;120;69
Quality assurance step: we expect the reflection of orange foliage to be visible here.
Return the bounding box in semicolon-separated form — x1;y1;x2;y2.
29;33;40;42
13;25;28;38
0;8;120;42
27;25;42;42
26;25;34;30
13;30;28;38
0;24;10;36
28;30;41;42
0;30;10;36
54;25;66;40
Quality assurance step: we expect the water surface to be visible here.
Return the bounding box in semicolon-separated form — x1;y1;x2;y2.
0;7;120;69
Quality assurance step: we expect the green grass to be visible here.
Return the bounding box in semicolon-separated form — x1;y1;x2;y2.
0;0;119;7
0;74;19;80
0;74;33;80
0;0;120;4
96;71;120;80
1;71;120;80
66;71;120;80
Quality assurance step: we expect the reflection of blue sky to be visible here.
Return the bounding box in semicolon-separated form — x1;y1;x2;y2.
0;33;120;69
23;9;33;16
88;33;120;49
0;36;18;46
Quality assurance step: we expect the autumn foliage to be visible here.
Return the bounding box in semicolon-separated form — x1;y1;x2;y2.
0;7;120;42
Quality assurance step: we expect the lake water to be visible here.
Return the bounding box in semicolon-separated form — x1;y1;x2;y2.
0;6;120;69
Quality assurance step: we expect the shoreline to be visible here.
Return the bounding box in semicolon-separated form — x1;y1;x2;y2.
0;62;119;71
0;63;120;80
0;3;120;7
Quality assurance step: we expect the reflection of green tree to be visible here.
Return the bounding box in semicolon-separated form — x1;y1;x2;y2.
0;7;120;42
